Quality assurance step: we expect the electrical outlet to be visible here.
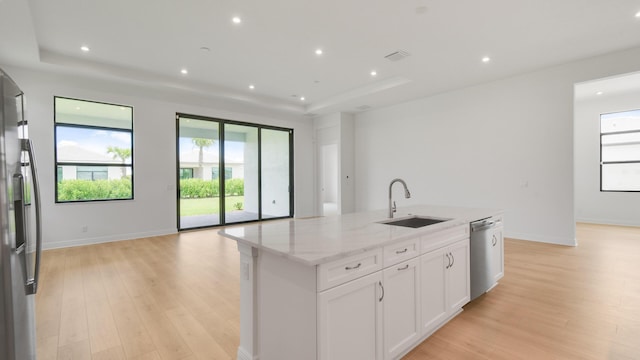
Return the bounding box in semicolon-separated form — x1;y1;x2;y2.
81;225;88;233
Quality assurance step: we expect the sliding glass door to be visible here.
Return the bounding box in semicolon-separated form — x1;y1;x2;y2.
261;128;291;218
177;114;293;230
177;116;221;228
223;124;259;224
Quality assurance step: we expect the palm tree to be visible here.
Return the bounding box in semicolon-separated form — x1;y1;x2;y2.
192;138;214;178
107;146;131;178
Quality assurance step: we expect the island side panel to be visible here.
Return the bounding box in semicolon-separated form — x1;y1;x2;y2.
237;243;259;360
258;250;317;360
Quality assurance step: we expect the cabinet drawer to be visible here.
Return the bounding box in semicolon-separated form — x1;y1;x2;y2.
317;248;383;291
421;224;469;254
383;238;420;267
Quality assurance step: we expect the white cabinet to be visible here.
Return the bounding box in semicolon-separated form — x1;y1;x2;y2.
318;271;384;360
446;239;470;313
419;247;447;336
490;223;504;284
383;257;421;360
420;238;470;336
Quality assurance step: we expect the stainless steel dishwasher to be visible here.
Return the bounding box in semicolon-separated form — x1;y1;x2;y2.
470;217;503;301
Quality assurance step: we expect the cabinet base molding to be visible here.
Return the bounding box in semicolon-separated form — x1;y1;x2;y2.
237;347;258;360
393;308;464;360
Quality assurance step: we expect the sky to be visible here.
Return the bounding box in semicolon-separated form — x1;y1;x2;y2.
57;126;246;163
57;126;131;161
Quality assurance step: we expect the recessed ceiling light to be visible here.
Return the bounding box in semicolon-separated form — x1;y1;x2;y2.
370;70;377;77
482;56;491;63
315;49;323;55
635;11;640;18
249;84;255;90
300;96;305;101
596;91;604;95
75;106;81;110
80;45;90;52
232;16;242;24
181;69;188;75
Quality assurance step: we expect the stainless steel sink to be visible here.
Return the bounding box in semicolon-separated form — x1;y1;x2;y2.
379;216;450;228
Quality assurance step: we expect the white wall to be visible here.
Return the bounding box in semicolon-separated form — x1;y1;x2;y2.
575;86;640;226
354;46;640;246
4;66;314;249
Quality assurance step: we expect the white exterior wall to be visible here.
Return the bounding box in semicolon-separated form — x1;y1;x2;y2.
6;66;314;249
353;46;640;246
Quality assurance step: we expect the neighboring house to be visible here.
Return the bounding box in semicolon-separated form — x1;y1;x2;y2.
179;148;244;180
56;143;131;181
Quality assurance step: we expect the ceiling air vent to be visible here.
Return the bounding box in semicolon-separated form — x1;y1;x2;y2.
384;50;411;62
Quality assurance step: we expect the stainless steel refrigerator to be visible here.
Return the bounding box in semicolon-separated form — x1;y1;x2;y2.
1;68;42;360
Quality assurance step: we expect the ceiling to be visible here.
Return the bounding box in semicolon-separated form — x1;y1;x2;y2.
2;0;640;116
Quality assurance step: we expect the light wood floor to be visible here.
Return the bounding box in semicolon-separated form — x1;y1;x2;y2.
36;223;640;359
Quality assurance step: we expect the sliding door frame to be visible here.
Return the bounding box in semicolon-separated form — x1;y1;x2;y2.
176;113;294;230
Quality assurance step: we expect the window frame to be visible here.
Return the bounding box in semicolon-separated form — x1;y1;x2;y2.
54;96;134;203
600;109;640;192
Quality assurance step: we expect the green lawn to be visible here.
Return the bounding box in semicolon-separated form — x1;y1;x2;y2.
180;196;244;216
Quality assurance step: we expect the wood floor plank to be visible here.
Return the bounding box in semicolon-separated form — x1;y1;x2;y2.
57;248;89;347
126;351;162;360
57;339;91;360
36;223;640;359
165;305;232;360
90;346;126;360
37;335;59;360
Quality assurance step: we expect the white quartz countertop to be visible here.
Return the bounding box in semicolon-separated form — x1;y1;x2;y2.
218;205;502;266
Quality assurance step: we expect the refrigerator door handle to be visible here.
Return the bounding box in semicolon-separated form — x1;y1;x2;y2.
22;139;42;295
13;174;27;255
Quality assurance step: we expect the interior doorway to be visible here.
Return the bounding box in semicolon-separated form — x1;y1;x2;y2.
319;143;338;216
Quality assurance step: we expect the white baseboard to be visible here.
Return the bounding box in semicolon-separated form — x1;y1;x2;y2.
505;231;577;246
43;228;177;250
237;347;258;360
576;217;640;228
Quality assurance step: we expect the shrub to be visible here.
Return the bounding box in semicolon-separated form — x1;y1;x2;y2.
178;178;245;199
225;178;244;196
180;179;219;198
57;179;132;201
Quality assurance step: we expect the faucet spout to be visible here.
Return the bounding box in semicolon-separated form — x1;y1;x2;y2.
388;178;411;218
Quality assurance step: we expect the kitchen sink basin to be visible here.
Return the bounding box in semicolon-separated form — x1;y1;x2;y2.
379;216;450;228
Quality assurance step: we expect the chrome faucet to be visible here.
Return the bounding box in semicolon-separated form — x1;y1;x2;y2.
388;178;411;218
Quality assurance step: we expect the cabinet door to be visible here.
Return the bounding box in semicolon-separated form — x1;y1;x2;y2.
491;226;504;284
420;248;447;336
446;239;470;313
383;258;420;360
318;271;383;360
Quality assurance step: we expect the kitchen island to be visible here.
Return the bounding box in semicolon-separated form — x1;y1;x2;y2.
219;205;503;360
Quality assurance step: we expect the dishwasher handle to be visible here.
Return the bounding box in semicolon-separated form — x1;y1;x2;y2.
471;219;500;232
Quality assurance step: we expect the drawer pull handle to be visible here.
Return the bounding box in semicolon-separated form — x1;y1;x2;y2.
379;281;384;302
397;264;409;271
492;235;497;246
345;263;362;270
395;248;408;254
